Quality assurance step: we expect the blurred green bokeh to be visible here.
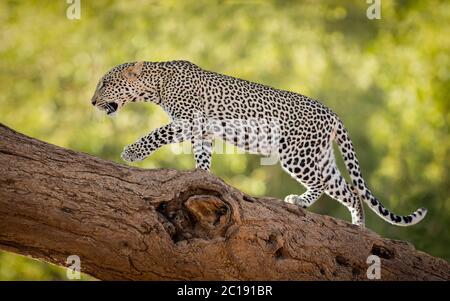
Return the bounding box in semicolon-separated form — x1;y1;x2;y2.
0;0;448;280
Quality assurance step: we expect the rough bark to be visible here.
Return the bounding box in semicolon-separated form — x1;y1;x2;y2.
0;123;448;281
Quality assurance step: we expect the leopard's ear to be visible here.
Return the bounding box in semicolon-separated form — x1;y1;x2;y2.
123;61;145;80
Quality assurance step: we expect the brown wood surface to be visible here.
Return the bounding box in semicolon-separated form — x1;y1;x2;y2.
0;123;448;280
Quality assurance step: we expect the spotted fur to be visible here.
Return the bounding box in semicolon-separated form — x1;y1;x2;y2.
91;60;427;226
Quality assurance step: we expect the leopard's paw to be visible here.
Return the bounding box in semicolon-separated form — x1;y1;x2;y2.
283;194;308;208
121;144;145;162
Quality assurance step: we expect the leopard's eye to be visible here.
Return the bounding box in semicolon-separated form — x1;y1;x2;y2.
98;80;106;91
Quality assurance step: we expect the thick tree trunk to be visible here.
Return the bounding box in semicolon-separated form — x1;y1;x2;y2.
0;123;448;280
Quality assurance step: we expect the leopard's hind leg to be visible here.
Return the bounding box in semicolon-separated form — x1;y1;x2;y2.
321;144;365;226
281;141;365;226
281;151;327;209
324;164;365;226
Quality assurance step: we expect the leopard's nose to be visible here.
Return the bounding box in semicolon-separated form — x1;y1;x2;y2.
91;98;97;106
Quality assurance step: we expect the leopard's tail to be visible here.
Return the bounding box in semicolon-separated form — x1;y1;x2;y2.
333;119;427;226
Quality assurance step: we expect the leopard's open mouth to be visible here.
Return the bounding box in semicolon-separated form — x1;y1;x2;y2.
106;102;118;115
97;102;118;115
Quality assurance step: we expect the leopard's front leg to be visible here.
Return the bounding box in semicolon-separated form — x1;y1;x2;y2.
121;122;189;162
192;133;213;171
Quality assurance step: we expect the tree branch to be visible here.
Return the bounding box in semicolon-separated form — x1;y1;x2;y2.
0;123;448;280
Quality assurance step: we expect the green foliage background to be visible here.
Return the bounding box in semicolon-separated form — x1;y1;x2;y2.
0;0;448;280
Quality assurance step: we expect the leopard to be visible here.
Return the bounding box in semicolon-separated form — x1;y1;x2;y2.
90;60;427;227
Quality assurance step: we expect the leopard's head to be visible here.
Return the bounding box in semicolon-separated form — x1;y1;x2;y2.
91;61;160;115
